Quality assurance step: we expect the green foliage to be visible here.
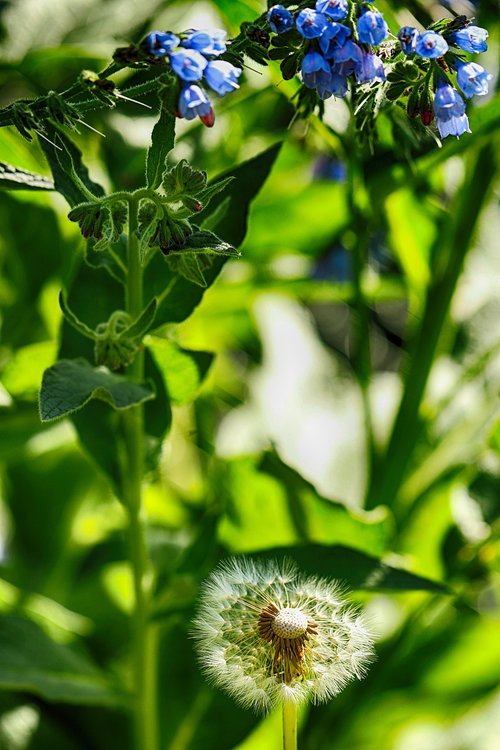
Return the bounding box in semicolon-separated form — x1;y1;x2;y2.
39;359;156;421
0;2;499;750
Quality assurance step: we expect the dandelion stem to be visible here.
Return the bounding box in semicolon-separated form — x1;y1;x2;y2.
282;700;298;750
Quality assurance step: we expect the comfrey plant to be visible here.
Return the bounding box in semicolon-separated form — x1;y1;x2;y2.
265;3;491;141
193;558;374;749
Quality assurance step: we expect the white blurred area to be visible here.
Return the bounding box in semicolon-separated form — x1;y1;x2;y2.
216;293;401;508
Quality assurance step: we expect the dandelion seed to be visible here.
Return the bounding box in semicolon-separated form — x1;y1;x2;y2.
191;558;374;716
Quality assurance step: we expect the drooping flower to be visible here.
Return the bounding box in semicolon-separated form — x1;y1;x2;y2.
355;51;385;84
301;51;332;90
182;29;227;56
192;558;374;713
316;0;349;21
433;80;465;121
267;4;294;34
397;26;418;56
178;84;214;123
204;60;242;96
144;31;180;56
319;23;351;59
296;8;329;38
455;60;492;99
415;31;448;59
451;25;488;54
356;10;389;47
169;48;207;81
436;112;470;139
324;69;349;97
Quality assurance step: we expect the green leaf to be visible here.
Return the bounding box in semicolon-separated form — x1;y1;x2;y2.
0;614;127;706
59;292;96;340
146;335;213;405
39;358;155;422
172;229;239;258
144;143;282;325
195;143;282;247
1;341;57;400
123;297;158;340
145;86;176;190
38;126;104;207
249;544;450;593
0;161;54;191
165;254;210;288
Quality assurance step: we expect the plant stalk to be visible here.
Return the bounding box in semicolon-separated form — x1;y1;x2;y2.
283;700;298;750
125;194;158;750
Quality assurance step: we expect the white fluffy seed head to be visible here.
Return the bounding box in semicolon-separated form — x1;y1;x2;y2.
272;607;309;638
191;557;375;713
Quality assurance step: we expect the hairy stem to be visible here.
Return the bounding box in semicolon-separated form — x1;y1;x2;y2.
283;700;298;750
125;195;158;750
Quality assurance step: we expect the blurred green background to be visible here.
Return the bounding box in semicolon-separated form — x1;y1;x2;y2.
0;0;499;748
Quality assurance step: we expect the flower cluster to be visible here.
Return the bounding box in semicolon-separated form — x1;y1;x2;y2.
192;558;374;712
395;23;491;138
143;29;242;127
266;4;491;140
269;2;388;99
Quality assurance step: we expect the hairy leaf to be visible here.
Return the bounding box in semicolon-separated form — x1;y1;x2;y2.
0;161;54;191
39;358;155;422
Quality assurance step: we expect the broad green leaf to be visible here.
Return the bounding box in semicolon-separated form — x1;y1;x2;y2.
38;126;104;207
195;143;282;248
165;253;211;288
145;85;176;190
59;292;96;340
39;358;155;422
385;188;437;303
1;341;57;400
59;260;170;491
146;143;282;324
250;544;449;592
123;297;157;340
146;335;213;406
0;614;126;706
0;162;54;191
218;458;390;556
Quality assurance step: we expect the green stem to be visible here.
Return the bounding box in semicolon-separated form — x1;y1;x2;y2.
347;146;375;491
124;194;158;750
366;143;497;515
283;701;298;750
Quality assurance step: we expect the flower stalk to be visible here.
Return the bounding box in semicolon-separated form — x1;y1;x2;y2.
124;195;158;750
283;700;298;750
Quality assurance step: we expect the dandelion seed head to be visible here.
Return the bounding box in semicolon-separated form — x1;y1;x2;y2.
192;557;375;713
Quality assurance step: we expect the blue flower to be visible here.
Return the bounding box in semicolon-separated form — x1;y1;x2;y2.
455;60;492;99
355;52;385;84
319;23;351;58
397;26;418;55
315;0;348;21
178;84;213;120
267;5;294;34
433;80;465;121
144;31;180;57
436;112;470;139
356;10;388;46
170;48;207;81
415;31;448;59
182;29;227;56
333;40;363;65
325;70;349;97
296;8;328;38
451;25;488;54
204;60;242;96
301;51;332;89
